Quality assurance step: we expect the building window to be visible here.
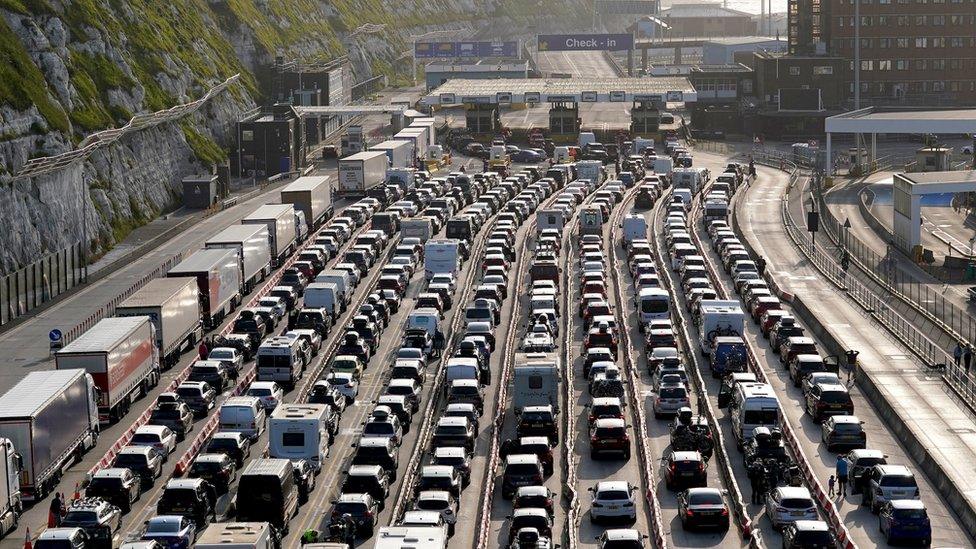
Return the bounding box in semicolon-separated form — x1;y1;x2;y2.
879;60;892;70
861;16;872;26
950;37;964;47
896;16;908;26
838;17;845;27
933;81;945;92
896;37;909;47
896;59;907;70
932;15;945;26
878;16;888;26
951;81;960;91
914;15;927;26
242;130;254;142
915;37;927;48
932;59;946;70
789;66;800;76
932;37;945;47
860;38;872;49
861;60;874;71
813;66;834;75
915;59;927;70
950;59;961;70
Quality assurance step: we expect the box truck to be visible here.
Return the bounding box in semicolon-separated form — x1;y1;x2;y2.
195;522;276;549
698;300;745;354
205;224;272;294
280;175;333;231
242;204;297;267
370;140;412;169
0;370;99;501
116;278;203;369
575;160;605;185
268;404;333;471
0;438;21;537
409;118;437;147
394;128;429;161
167;248;243;329
338;151;388;195
56;316;160;423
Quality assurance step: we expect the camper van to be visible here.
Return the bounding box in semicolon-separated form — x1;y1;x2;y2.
512;353;560;414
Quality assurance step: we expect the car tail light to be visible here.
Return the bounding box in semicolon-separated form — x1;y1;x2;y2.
364;510;374;518
533;474;543;482
686;510;695;517
721;508;729;516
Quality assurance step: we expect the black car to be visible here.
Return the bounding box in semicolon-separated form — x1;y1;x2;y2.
148;402;194;441
157;478;216;529
111;447;163;489
61;498;122;547
187;453;237;494
175;381;217;417
187;362;231;393
516;406;558;445
665;451;708;491
205;432;252;468
232;313;267;348
213;334;255;361
85;469;141;513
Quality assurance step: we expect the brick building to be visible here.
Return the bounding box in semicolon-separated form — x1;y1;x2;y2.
660;3;756;38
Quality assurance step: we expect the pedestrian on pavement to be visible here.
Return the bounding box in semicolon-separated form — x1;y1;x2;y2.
198;338;209;360
835;455;848;496
828;475;836;497
48;492;63;527
954;341;964;367
966;344;973;373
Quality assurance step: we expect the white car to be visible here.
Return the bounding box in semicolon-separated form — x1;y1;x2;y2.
326;371;359;403
246;381;284;410
589;480;638;524
430;273;457;292
393;200;419;216
765;486;818;530
129;425;177;461
207;347;243;373
257;296;287;320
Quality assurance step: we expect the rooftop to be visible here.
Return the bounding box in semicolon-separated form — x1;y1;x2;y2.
662;2;752;18
900;170;976;186
827;107;976;134
423;77;696;105
705;36;786;46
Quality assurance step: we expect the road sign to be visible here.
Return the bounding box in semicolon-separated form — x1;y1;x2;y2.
49;329;63;350
415;41;519;59
537;33;634;52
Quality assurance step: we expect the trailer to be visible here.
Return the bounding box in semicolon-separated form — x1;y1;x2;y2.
698;300;745;355
242;204;297;266
409;117;437;148
205;224;272;294
338;151;388;195
116;278;203;369
56;316;160;423
370;140;412;168
168;248;243;329
280;175;333;231
0;370;99;501
394;129;429;162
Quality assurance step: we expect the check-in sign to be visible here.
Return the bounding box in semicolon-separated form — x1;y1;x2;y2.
581;91;598;102
525;92;541;103
610;91;626;102
537;33;634;52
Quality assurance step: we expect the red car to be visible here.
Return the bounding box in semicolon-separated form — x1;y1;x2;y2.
589;418;630;460
760;309;788;338
750;296;781;323
584;325;618;356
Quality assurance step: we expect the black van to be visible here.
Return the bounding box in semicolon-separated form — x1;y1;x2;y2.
236;459;299;533
446;216;476;242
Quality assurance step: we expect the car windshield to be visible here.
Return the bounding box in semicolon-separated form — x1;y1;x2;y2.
596;427;626;438
660;387;687;399
88;478;121;491
364;422;395;435
190;461;223;474
880;475;917;488
821;391;851;404
832;423;862;433
248;388;272;397
333;502;366;515
146;520;180;534
893;508;927;520
796;530;832;543
743;410;779;425
114;454;146;467
689;491;723;505
599;490;629;500
176;387;201;398
207;438;237;451
152;409;181;420
507;463;540;475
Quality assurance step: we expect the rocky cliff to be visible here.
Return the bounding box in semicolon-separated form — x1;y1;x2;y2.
0;0;590;273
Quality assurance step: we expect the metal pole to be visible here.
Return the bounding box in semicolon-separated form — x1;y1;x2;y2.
854;0;860;110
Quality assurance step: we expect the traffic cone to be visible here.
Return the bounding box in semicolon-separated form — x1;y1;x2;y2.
73;483;81;501
23;527;31;549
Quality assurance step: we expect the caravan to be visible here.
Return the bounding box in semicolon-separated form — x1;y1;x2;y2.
621;214;647;245
269;404;334;471
512;353;560;414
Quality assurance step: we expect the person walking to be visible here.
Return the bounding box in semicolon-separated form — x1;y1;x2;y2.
954;341;964;367
965;344;973;373
757;256;767;277
835;455;849;496
828;475;836;497
48;492;63;527
198;338;209;360
747;462;763;504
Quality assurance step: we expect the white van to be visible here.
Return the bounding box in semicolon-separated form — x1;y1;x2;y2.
512;353;560;414
268;404;332;471
730;382;780;446
637;287;670;326
219;396;266;440
672;188;693;210
424;239;461;281
536;209;566;235
622;214;648;245
256;336;304;388
554;146;573;163
316;270;352;306
407;309;441;338
303;282;341;318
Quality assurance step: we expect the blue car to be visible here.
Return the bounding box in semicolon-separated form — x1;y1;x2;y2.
512;150;543;163
141;515;196;549
879;500;931;546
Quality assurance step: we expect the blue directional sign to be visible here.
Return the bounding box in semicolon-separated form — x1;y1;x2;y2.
537;33;634;52
49;329;62;342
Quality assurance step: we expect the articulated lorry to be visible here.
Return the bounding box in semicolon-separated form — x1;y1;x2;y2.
0;370;99;501
56;316;160;423
116;278;203;369
205;224;272;294
167;248;243;329
242;204;297;267
281;175;333;231
0;438;21;538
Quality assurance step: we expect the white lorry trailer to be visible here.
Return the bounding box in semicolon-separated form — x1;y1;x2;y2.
116;278;203;369
281;175;333;231
167;248;242;329
56;316;160;423
338;151;388;195
195;522;276;549
268;404;332;471
512;352;560;414
575;160;606;185
242;204;297;267
0;370;99;501
0;439;20;537
401;218;435;243
205;224;272;294
370;140;412;169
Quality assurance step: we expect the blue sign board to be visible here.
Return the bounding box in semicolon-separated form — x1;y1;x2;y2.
49;329;62;342
415;41;520;59
537;33;634;52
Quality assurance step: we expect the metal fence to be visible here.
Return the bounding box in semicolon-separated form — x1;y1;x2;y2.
0;242;86;327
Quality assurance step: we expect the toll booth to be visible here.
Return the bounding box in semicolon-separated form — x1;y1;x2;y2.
914;147;953;172
549;102;580;135
465;104;500;134
631;100;662;135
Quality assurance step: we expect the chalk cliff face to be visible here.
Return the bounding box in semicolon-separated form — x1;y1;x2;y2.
0;0;590;273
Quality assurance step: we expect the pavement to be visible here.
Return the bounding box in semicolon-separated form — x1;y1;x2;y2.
724;151;976;547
